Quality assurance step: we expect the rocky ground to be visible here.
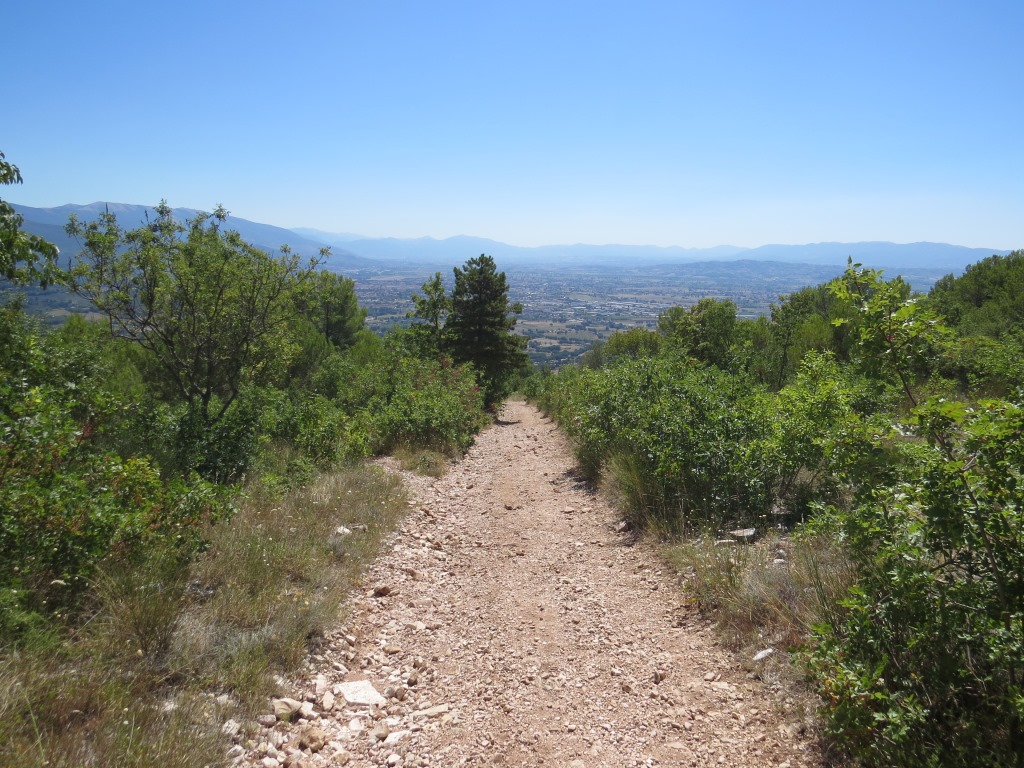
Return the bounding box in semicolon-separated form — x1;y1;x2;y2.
231;400;820;768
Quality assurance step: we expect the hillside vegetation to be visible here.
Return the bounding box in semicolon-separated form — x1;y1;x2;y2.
4;146;1022;766
0;154;530;767
528;252;1024;766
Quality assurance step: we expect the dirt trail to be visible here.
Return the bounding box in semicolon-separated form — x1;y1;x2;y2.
242;400;818;767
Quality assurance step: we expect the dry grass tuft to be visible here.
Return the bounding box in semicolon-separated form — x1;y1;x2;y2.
393;445;450;477
663;531;856;652
0;464;407;767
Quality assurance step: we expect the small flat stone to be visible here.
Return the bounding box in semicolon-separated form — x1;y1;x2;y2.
272;698;303;722
384;729;411;745
221;718;241;737
730;527;758;542
314;674;329;696
338;680;387;708
412;703;450;719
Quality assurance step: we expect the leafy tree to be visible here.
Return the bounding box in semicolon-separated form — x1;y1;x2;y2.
603;327;662;361
805;264;1024;766
66;202;317;425
0;151;59;287
0;303;227;627
299;270;366;349
658;298;738;367
929;250;1024;338
445;255;527;408
830;263;946;398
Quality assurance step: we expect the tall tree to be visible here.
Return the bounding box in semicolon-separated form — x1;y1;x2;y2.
445;255;527;408
0;150;59;287
408;271;452;356
67;202;316;424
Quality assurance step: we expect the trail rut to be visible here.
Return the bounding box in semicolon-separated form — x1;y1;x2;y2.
240;400;819;767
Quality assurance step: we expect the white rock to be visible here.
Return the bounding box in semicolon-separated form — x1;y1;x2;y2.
753;648;776;662
384;729;411;745
339;680;387;708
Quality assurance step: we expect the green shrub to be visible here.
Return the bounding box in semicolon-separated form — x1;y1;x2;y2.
0;305;231;637
356;350;487;455
801;266;1024;766
544;355;779;532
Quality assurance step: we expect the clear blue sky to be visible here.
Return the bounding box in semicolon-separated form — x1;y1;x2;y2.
6;0;1022;249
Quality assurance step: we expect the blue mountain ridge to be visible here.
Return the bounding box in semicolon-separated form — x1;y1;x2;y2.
11;202;1013;274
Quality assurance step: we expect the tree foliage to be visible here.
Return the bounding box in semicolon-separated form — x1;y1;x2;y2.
66;203;317;424
414;255;527;408
658;298;737;367
802;264;1024;766
929;250;1024;338
298;269;366;349
0;150;60;288
0;303;229;623
408;271;452;357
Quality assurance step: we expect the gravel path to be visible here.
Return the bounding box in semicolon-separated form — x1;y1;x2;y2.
240;400;819;768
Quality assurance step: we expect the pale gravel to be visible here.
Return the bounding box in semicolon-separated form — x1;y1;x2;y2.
239;400;821;768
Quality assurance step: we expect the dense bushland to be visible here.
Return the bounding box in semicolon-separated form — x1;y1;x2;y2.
0;177;517;766
531;254;1024;767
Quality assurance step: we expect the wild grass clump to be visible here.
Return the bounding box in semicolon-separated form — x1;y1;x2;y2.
0;647;226;768
664;531;856;652
393;445;450;476
0;465;407;766
178;465;406;701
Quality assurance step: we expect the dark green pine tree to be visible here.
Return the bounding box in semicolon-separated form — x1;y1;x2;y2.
445;254;528;408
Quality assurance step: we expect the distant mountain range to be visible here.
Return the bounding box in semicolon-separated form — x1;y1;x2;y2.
12;202;1013;275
